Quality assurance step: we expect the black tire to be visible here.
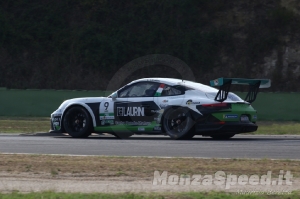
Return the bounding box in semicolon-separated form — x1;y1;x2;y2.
163;107;194;140
63;106;92;138
210;133;235;140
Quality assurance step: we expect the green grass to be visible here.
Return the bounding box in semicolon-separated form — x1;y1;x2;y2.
0;155;299;197
2;153;300;179
0;117;49;133
1;117;300;135
0;191;298;199
255;122;300;135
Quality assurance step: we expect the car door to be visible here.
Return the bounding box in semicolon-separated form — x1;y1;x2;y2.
114;81;161;133
99;98;116;126
96;93;127;132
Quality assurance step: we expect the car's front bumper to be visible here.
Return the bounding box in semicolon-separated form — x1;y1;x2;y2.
49;110;63;133
195;122;257;135
49;118;63;133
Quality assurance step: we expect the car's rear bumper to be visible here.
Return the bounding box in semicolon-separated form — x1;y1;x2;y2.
195;122;257;135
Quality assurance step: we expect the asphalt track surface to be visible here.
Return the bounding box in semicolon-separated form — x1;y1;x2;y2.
0;134;299;159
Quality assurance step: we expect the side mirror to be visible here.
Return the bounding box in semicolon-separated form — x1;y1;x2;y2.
111;92;117;100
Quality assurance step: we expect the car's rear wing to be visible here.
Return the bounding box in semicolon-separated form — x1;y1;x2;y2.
209;78;271;103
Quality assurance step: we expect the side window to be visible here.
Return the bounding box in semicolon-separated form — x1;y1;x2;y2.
118;86;132;98
118;82;159;98
161;84;184;96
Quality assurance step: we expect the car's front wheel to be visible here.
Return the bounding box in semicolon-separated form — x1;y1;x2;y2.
63;106;92;138
163;107;194;140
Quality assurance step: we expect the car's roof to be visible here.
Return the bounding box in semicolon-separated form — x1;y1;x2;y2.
131;78;218;93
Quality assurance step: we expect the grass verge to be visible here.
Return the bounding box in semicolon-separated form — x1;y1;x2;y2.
0;117;49;133
1;154;300;178
1;117;300;135
0;191;299;199
0;154;299;195
254;121;300;135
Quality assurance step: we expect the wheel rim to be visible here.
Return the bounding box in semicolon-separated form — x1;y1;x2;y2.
165;109;190;135
67;110;87;132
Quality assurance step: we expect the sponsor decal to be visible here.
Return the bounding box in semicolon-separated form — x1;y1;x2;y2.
154;84;165;97
115;121;151;126
54;126;61;131
162;100;168;103
53;122;61;130
52;117;61;130
214;79;219;85
160;104;168;108
102;119;114;125
186;100;192;105
138;127;145;131
52;117;60;122
151;109;164;114
153;126;161;131
106;119;114;124
100;116;114;120
100;113;114;120
117;107;144;116
186;99;201;105
223;114;238;119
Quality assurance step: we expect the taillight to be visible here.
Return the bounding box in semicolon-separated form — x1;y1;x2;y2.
197;103;231;111
202;103;228;108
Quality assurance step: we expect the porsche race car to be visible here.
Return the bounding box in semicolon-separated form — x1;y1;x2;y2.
50;77;271;139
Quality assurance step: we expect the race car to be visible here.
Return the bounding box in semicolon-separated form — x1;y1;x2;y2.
50;77;271;139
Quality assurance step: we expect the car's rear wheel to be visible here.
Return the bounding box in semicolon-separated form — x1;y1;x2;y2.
163;107;194;140
210;133;235;140
63;106;92;138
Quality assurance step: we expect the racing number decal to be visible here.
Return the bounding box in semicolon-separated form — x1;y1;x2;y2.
99;100;115;125
104;102;109;110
